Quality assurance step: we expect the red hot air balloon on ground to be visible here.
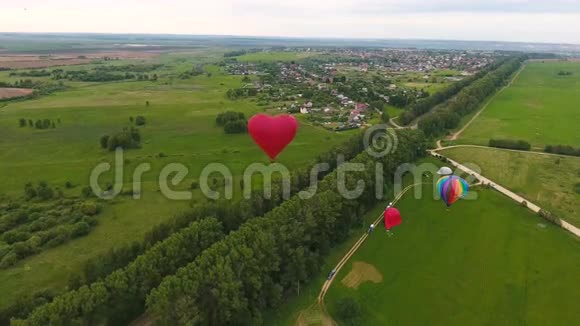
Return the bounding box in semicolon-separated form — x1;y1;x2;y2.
248;114;298;161
384;207;402;231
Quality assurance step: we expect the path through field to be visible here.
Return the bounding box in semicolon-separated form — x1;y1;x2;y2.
297;183;423;326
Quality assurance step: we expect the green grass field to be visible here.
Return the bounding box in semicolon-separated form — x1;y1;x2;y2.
0;56;347;309
458;61;580;147
235;51;319;62
324;184;580;325
441;147;580;227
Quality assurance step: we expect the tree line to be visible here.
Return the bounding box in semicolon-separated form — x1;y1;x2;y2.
398;58;514;125
145;129;426;325
544;144;580;157
417;56;526;138
5;131;369;324
15;218;224;326
0;80;66;100
19;118;60;129
489;139;531;151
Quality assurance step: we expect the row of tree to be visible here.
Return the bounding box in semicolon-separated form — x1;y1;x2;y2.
16;218;225;325
417;56;526;137
489;139;531;151
398;58;512;125
19;118;60;129
544;144;580;157
0;196;101;269
145;130;426;325
9;70;51;77
52;70;157;82
4;131;369;324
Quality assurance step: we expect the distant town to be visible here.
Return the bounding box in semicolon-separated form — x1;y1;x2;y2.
226;48;494;130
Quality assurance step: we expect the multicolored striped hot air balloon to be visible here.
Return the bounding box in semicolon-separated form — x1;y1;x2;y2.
436;175;469;207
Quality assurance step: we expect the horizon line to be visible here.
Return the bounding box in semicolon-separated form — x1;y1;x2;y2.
1;31;580;47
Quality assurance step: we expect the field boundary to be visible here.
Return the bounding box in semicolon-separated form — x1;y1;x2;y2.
435;144;576;158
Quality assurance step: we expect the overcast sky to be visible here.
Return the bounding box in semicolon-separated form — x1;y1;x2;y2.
2;0;580;44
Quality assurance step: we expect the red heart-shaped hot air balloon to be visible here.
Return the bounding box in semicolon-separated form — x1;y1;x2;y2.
384;207;402;230
248;114;298;161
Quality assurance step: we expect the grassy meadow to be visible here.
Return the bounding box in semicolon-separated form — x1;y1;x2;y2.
441;146;580;227
324;184;580;325
0;53;346;309
458;61;580;147
235;51;319;62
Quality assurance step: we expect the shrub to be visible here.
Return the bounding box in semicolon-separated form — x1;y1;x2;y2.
106;127;141;151
80;201;100;216
575;183;580;195
135;115;146;126
3;230;30;244
489;139;531;151
71;222;91;238
216;111;245;126
100;135;110;149
81;186;93;198
544;144;580;157
190;181;199;189
336;297;362;326
224;119;248;134
538;209;561;226
0;253;18;269
24;183;37;200
36;182;54;201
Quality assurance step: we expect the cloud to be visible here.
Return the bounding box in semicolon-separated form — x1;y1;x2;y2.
1;0;580;44
233;0;580;16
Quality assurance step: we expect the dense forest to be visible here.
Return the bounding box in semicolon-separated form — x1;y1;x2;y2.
14;128;426;325
3;131;368;324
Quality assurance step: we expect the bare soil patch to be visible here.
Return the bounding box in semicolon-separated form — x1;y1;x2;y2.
341;261;383;289
296;304;334;326
0;51;158;69
0;88;33;99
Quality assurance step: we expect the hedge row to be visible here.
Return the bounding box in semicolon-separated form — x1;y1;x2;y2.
489;139;531;151
544;145;580;157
